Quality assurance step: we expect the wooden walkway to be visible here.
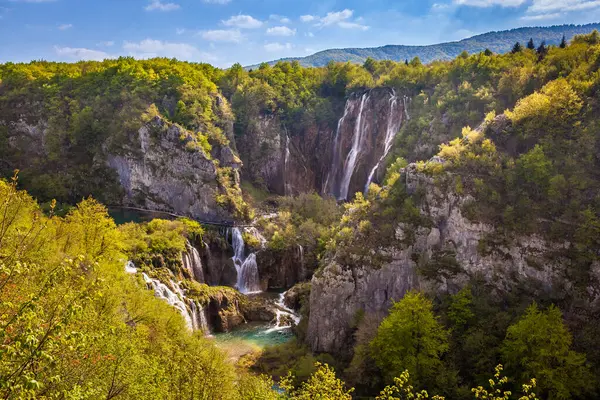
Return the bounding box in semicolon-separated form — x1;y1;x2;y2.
110;206;255;227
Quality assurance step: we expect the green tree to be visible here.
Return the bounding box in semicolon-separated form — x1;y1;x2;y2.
364;57;377;74
280;362;354;400
501;304;593;400
511;42;523;53
371;292;450;389
559;35;567;48
527;38;536;50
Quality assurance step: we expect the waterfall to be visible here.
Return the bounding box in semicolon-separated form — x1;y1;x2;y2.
284;135;292;196
182;241;205;284
266;291;301;333
125;260;138;274
323;99;353;195
339;92;370;201
189;300;210;334
364;90;404;193
230;227;261;294
143;273;195;331
297;244;305;280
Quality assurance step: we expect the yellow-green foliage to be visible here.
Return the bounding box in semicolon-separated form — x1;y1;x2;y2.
216;167;254;221
0;178;258;399
377;366;539;400
120;217;204;270
280;362;354;400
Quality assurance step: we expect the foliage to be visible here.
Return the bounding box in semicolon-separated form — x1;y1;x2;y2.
501;304;594;399
279;362;354;400
371;292;450;390
0;177;263;399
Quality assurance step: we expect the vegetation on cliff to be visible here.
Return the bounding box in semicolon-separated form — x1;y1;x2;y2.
3;27;600;400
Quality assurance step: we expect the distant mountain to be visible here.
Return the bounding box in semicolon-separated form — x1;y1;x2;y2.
251;23;600;68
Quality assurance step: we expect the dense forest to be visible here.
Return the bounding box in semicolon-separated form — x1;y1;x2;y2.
2;29;600;399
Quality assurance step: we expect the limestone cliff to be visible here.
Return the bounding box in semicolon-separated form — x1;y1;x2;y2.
234;87;408;200
307;161;590;355
106;116;237;221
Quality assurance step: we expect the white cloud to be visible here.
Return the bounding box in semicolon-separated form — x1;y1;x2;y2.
202;0;230;3
453;0;525;6
305;32;315;37
123;39;205;59
200;29;243;42
270;14;291;24
521;12;562;20
222;14;262;29
55;46;110;61
58;23;72;30
308;9;370;30
97;41;114;47
300;15;316;22
264;42;292;52
319;9;353;26
176;28;185;35
522;0;600;19
528;0;600;13
145;0;180;12
266;26;296;36
338;21;369;30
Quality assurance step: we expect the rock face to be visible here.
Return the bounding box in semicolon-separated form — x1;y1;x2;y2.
324;87;408;200
257;245;307;289
307;162;572;355
106;116;236;222
234;87;408;200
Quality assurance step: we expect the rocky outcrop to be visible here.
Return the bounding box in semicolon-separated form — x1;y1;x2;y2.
257;245;307;289
307;162;575;355
106;116;235;222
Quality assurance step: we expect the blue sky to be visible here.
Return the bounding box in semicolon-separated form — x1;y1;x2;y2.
1;0;600;67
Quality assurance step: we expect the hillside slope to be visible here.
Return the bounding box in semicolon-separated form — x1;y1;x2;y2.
252;23;600;68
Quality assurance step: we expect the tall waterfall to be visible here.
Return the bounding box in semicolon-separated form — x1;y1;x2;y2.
364;91;406;193
182;241;205;284
284;134;292;196
230;227;261;294
339;92;370;201
325;88;407;201
323;99;353;195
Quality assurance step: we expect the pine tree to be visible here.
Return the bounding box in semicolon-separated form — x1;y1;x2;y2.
537;40;548;60
560;35;567;48
511;42;523;53
527;38;535;50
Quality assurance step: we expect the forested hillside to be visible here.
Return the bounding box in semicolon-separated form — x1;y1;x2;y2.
2;28;600;399
254;23;600;67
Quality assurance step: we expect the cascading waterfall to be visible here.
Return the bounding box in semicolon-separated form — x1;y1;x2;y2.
182;240;205;284
189;300;210;334
143;273;195;331
142;272;211;333
338;92;370;201
364;90;405;193
125;260;138;274
266;291;301;333
230;227;261;294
